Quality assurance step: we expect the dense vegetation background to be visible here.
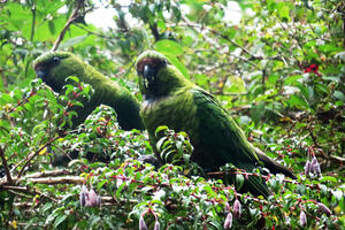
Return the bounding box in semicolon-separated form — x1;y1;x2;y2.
0;0;344;229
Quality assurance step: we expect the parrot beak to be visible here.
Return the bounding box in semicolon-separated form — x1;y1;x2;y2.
143;64;156;81
143;64;157;89
35;68;48;79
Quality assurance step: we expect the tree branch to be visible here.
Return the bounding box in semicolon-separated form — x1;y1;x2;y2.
28;176;84;185
0;146;13;184
25;169;72;178
17;136;60;179
24;1;36;78
1;175;84;187
30;2;36;41
51;0;84;51
329;154;345;163
149;22;160;42
179;16;262;60
3;185;58;202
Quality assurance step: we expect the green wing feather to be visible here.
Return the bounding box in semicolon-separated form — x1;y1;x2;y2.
191;88;270;197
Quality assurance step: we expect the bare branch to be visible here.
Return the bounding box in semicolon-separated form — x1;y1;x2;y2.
7;89;36;114
0;146;13;184
30;3;36;41
24;1;37;78
207;170;322;190
17;136;60;179
149;22;160;42
179;16;262;60
3;185;58;202
329;154;345;163
1;175;84;187
51;0;84;51
25;169;72;178
28;176;84;185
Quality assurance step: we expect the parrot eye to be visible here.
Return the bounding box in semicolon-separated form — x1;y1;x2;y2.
52;56;60;64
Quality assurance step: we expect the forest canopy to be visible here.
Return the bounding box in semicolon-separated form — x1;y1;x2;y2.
0;0;344;229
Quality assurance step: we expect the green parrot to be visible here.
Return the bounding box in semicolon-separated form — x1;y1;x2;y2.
33;51;144;166
135;50;295;197
33;51;144;131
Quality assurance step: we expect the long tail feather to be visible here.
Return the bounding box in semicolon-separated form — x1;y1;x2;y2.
247;176;270;198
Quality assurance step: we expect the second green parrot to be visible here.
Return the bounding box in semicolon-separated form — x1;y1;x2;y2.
136;50;295;197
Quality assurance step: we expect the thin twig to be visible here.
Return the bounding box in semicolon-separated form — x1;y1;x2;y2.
30;3;36;41
149;22;160;41
25;169;72;178
7;89;36;114
179;16;261;60
24;1;36;78
0;146;13;184
3;185;58;202
308;127;329;159
17;136;60;179
51;0;84;51
0;175;84;187
73;23;111;39
207;170;321;190
28;176;84;185
173;18;261;69
330;154;345;163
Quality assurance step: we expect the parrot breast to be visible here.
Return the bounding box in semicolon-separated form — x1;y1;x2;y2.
141;88;199;143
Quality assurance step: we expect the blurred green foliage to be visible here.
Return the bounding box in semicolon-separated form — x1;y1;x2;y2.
0;0;344;229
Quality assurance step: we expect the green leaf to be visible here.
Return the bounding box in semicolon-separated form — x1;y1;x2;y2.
165;53;190;79
90;216;101;227
161;148;176;162
277;3;291;21
235;174;245;190
60;35;88;49
156;136;168;152
53;214;67;229
322;76;341;83
320;176;337;183
284;75;302;85
155;125;168;137
115;182;126;199
154;39;183;56
65;76;80;83
48;20;55;35
268;74;279;84
42;203;53;213
288;95;308;109
226;76;246;93
334;90;345;102
97;179;108;190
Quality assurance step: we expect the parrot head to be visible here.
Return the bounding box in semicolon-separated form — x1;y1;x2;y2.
136;50;188;99
33;51;85;92
136;50;167;98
